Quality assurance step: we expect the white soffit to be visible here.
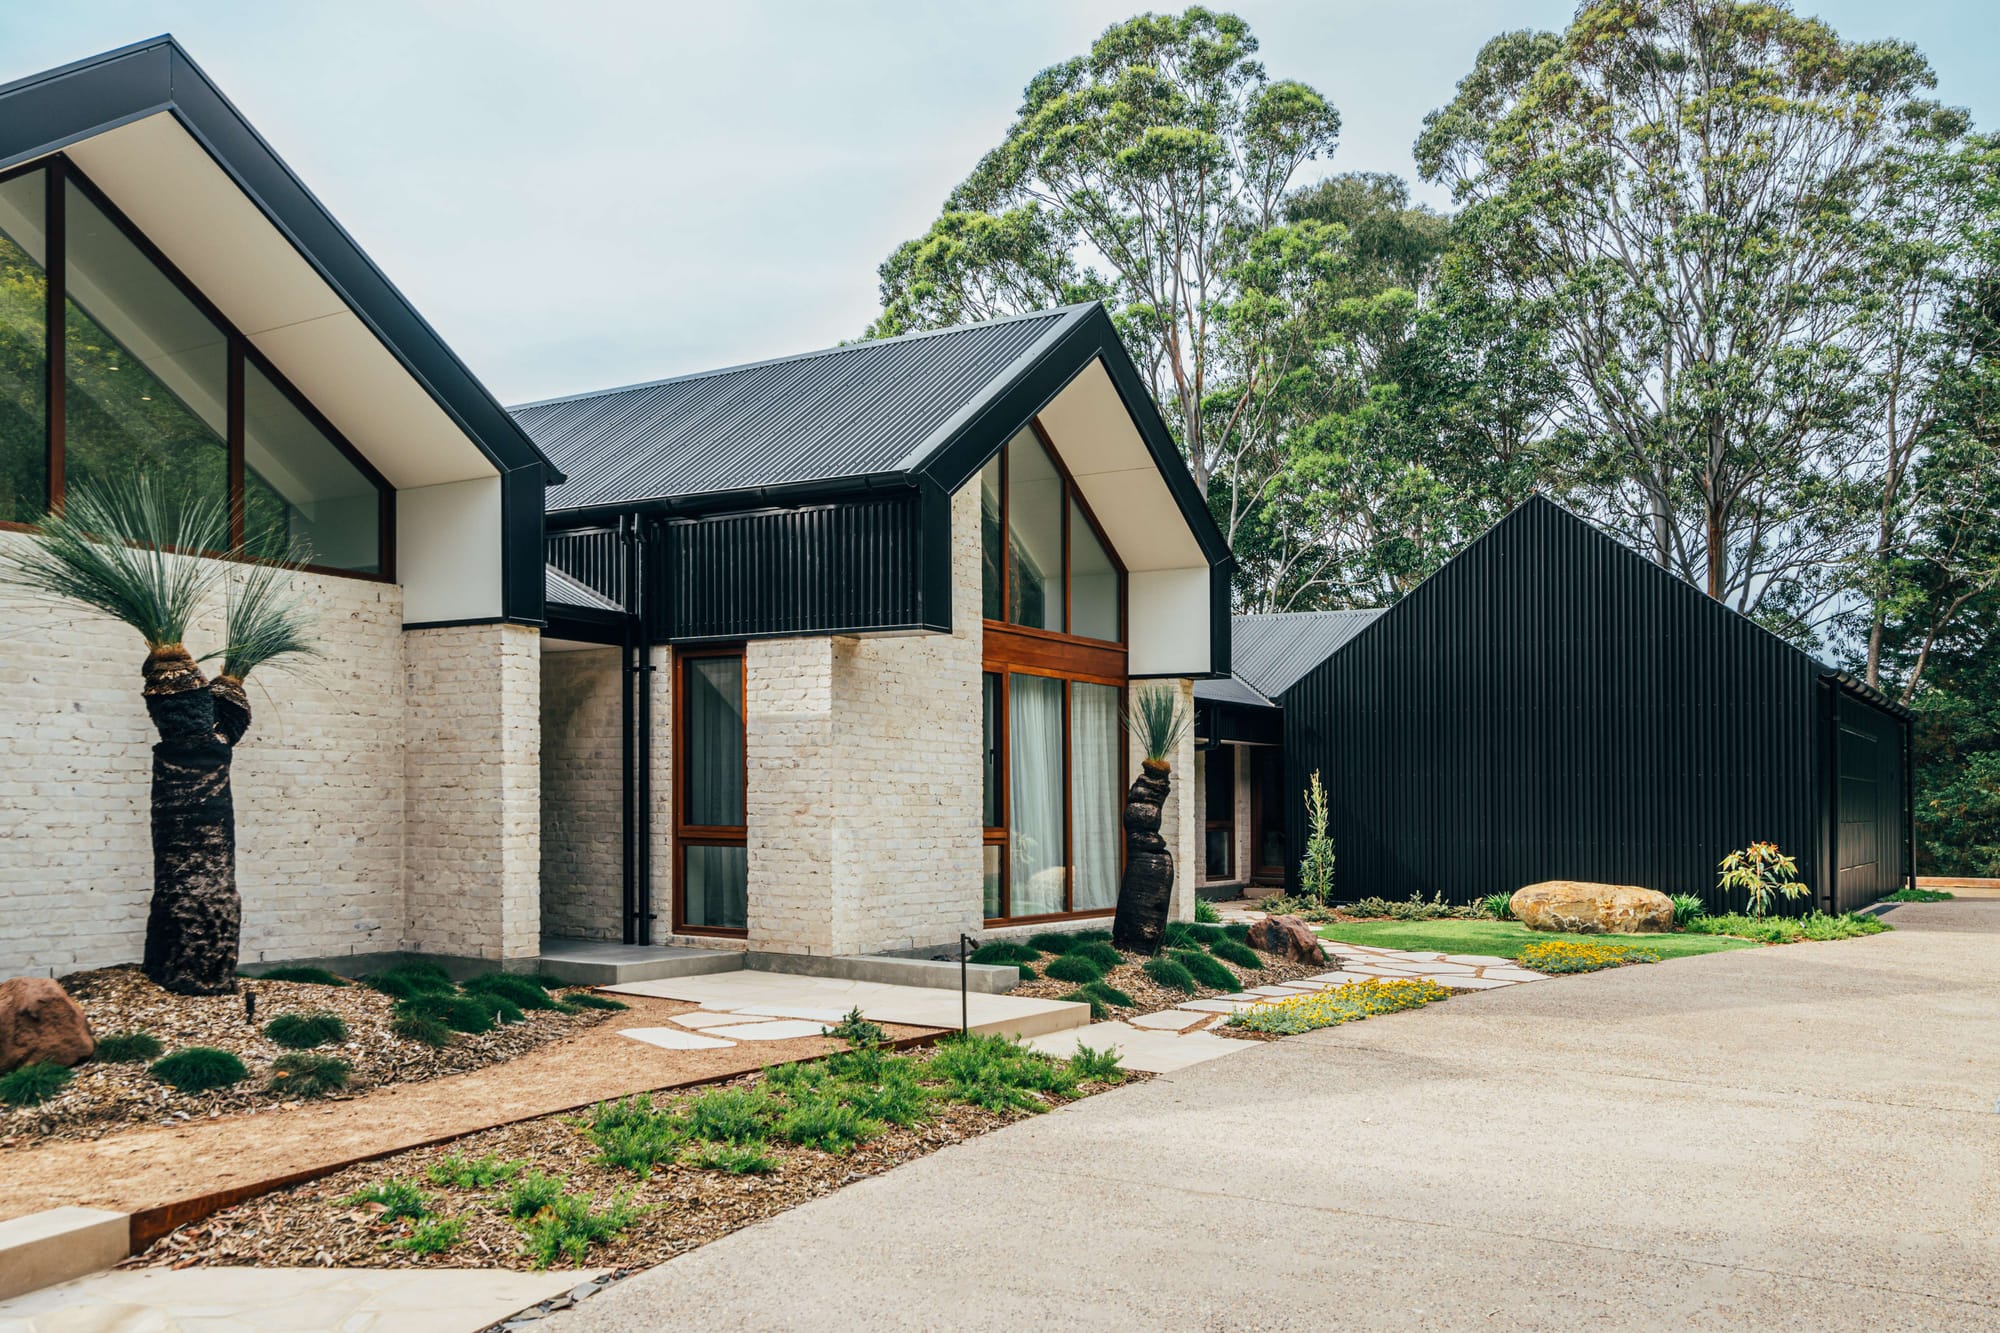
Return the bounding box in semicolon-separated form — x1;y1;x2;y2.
1034;358;1207;572
60;113;496;490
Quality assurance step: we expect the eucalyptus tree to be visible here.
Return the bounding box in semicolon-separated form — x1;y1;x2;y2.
0;480;316;994
1417;0;1957;624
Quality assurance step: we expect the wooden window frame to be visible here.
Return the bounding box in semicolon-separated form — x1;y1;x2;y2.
0;154;395;582
673;644;749;938
981;416;1130;925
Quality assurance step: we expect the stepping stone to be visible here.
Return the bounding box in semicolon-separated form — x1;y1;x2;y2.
1441;954;1515;967
620;1027;735;1051
673;1011;769;1029
1249;985;1307;997
1175;998;1253;1014
1305;971;1379;986
703;1019;836;1041
1128;1009;1211;1031
733;1004;855;1023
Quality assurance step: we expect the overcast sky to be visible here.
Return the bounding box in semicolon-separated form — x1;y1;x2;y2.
4;1;1993;403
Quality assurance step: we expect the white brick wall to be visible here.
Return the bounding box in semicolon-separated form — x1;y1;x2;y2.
0;535;406;976
405;623;542;960
539;646;623;941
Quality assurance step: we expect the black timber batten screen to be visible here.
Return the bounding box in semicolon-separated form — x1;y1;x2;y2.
1280;498;1912;913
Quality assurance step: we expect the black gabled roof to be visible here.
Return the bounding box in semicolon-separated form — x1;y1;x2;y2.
1224;610;1384;701
0;35;560;484
520;306;1083;512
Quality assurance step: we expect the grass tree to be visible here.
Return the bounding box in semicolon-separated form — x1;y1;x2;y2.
1112;685;1192;954
0;479;316;995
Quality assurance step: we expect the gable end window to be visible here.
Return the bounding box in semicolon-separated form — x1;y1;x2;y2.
0;155;391;578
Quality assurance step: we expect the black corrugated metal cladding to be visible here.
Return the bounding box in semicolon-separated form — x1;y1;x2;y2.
1280;498;1908;913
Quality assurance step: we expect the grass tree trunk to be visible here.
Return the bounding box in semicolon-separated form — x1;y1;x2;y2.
139;647;240;995
1112;760;1174;954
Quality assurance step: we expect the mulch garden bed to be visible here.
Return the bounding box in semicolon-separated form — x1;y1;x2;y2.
1007;939;1337;1021
2;967;611;1147
128;1047;1141;1274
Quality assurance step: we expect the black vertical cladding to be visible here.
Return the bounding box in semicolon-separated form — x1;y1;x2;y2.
1279;499;1909;913
545;526;628;607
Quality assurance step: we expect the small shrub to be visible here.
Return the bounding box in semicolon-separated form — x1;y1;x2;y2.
517;1191;642;1269
925;1033;1079;1112
345;1178;430;1221
824;1007;886;1049
775;1096;882;1154
1347;892;1480;921
1026;931;1080;953
582;1096;687;1176
1210;939;1262;970
391;1216;465;1256
263;1010;348;1050
1228;978;1449;1035
694;1144;779;1174
463;972;561;1011
254;966;347;987
1686;911;1887;943
765;1058;834;1098
0;1062;72;1107
1251;893;1337;922
967;941;1040;965
1517;939;1660;974
365;963;456;1000
686;1087;777;1145
1014;963;1039;980
1059;987;1109;1020
1298;769;1337;903
502;1171;566;1220
1171;948;1239;991
1068;1043;1124;1083
840;1062;933;1127
1670;892;1707;927
1071;929;1114;944
1064;941;1123;972
397;992;518;1034
1161;921;1200;950
1193;898;1221;924
151;1047;247;1094
427;1152;526;1190
1043;953;1104;985
459;991;526;1026
564;992;630;1011
93;1030;163;1063
391;1013;452;1047
1185;923;1227;947
1222;922;1251;943
267;1052;350;1098
1717;841;1807;918
1881;887;1953;902
1480;892;1514;921
1141;956;1198;994
1078;979;1135;1008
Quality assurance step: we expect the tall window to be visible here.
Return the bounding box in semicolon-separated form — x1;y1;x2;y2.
980;422;1127;921
0;156;390;576
1202;745;1235;881
677;647;747;934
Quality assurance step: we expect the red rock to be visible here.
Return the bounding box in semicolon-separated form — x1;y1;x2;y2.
0;977;95;1072
1246;914;1327;965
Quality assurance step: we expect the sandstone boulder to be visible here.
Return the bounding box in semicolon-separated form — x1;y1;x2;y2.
1246;914;1327;964
1510;881;1674;935
0;977;94;1072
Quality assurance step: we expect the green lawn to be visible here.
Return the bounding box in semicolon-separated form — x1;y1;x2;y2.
1316;918;1759;961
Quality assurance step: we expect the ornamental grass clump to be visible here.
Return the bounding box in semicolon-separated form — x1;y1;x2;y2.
93;1030;163;1063
1480;892;1514;920
263;1010;348;1050
564;992;629;1011
1209;939;1263;970
151;1046;247;1093
344;1178;430;1222
266;1052;350;1098
967;941;1040;966
1064;941;1123;972
0;1062;73;1107
1670;892;1708;927
1517;939;1661;974
1171;948;1238;991
1043;953;1105;985
1140;956;1198;994
463;973;561;1011
391;1217;465;1256
254;966;346;987
1227;978;1451;1035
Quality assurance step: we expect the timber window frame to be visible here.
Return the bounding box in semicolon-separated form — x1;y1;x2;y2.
673;643;748;937
0;153;394;581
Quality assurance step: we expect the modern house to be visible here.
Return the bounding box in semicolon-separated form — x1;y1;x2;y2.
0;38;1231;981
1200;499;1915;914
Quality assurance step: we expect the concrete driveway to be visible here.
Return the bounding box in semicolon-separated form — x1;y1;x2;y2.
546;901;2000;1331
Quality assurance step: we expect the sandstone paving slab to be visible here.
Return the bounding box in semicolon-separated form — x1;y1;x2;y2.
607;972;1086;1039
671;1011;772;1030
702;1020;835;1042
1173;998;1253;1014
733;1004;854;1023
1023;1022;1257;1074
1126;1009;1211;1031
619;1027;736;1052
1441;954;1517;967
0;1266;597;1331
1305;971;1385;986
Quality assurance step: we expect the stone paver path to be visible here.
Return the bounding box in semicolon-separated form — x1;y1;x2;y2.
0;1266;597;1332
1026;945;1546;1072
605;971;1086;1041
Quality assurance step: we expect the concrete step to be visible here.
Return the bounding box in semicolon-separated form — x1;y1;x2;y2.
0;1207;128;1301
534;939;744;987
747;951;1021;994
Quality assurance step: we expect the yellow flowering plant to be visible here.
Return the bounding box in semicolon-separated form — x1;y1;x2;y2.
1225;978;1449;1035
1517;939;1660;973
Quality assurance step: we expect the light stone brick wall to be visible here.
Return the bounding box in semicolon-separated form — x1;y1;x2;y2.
0;536;406;977
539;646;624;942
404;622;543;961
744;481;985;957
1128;678;1199;926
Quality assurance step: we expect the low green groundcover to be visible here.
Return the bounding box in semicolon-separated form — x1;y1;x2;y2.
1317;918;1760;961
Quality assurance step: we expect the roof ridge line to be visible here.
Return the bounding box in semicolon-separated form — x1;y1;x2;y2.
888;303;1097;473
509;303;1099;415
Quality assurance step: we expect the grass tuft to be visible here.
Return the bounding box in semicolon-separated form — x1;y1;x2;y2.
1193;898;1222;924
517;1191;642;1270
1059;987;1109;1020
0;1062;73;1107
502;1171;566;1220
463;973;562;1011
924;1033;1080;1112
564;992;629;1011
93;1030;163;1063
1026;931;1080;953
426;1152;526;1190
1209;939;1262;970
253;966;347;987
685;1087;777;1145
693;1144;779;1174
1171;948;1239;991
775;1095;882;1154
1480;892;1515;921
1043;953;1104;985
967;941;1040;966
266;1052;350;1098
1064;940;1123;971
263;1010;348;1050
390;1013;453;1047
151;1047;247;1094
581;1096;687;1176
345;1178;430;1221
390;1217;465;1256
1071;929;1114;944
1068;1043;1125;1082
1141;956;1199;994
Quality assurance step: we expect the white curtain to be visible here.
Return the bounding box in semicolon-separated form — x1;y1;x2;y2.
1009;673;1066;915
686;656;744;827
1070;683;1121;911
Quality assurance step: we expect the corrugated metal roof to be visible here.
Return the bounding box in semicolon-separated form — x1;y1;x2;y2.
546;563;623;613
1193;673;1276;709
1230;610;1384;700
515;306;1090;513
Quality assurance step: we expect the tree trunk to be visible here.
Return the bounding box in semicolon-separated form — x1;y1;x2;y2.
139;648;239;995
1112;760;1175;954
